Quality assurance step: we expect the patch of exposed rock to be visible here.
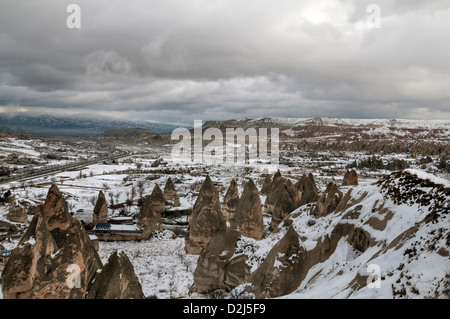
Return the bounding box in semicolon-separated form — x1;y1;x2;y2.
185;176;225;254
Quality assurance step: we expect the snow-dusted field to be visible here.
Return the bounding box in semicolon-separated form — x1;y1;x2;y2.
98;230;199;299
1;134;449;299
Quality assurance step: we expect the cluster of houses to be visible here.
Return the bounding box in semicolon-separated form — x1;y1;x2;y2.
90;177;192;242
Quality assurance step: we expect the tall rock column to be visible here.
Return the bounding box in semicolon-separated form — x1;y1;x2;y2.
1;184;103;299
137;184;165;239
235;179;264;240
222;179;239;221
93;191;108;225
185;176;224;254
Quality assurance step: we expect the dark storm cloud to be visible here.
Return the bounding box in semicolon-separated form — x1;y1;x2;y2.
0;0;449;123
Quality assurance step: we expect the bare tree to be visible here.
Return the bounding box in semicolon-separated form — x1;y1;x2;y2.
108;191;115;207
89;195;96;206
130;185;136;200
136;180;146;199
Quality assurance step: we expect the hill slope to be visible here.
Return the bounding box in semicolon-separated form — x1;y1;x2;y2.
230;169;449;299
0;112;179;136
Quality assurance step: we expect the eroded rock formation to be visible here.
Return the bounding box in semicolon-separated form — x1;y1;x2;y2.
244;226;307;298
137;185;165;239
235;179;264;240
191;221;248;293
185;176;225;254
1;184;102;299
342;169;358;186
93;191;108;225
164;177;179;207
222;179;239;221
86;250;145;299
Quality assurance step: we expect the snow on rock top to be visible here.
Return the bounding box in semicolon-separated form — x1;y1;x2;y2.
405;169;450;188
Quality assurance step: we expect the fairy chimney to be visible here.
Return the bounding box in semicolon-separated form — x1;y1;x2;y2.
222;179;239;220
93;191;108;225
185;176;224;254
235;179;264;240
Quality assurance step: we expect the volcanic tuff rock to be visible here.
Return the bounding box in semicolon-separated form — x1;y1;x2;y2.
260;174;272;195
137;185;165;240
163;177;179;206
222;179;239;221
342;169;358;186
93;191;108;225
1;184;102;299
185;176;225;254
267;176;302;231
235;179;264;240
244;226;307;298
86;250;145;299
7;197;27;223
312;182;343;218
294;173;318;206
230;169;449;299
191;221;248;293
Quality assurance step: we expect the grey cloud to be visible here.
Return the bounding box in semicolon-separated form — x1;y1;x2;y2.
0;0;449;123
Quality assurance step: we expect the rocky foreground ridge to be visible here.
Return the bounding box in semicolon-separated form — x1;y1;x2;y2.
190;169;449;299
0;185;144;299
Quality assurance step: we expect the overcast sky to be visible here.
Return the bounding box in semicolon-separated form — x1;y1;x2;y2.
0;0;449;124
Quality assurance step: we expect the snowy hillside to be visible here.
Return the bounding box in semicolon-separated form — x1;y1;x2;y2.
231;169;449;299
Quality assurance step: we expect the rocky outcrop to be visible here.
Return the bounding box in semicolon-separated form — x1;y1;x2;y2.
294;173;318;206
235;179;264;240
40;184;73;232
137;185;165;240
93;191;108;225
185;176;225;254
86;250;145;299
312;182;343;218
148;183;166;213
164;177;179;206
342;170;358;186
260;174;272;195
191;221;248;293
244;226;307;298
7;197;27;223
222;179;239;221
264;171;300;217
267;177;302;231
1;184;102;299
386;158;408;171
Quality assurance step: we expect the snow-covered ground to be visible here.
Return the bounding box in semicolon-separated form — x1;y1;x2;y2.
1;133;449;299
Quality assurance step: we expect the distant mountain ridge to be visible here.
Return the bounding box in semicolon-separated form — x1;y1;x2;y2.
204;117;450;141
0;112;180;136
